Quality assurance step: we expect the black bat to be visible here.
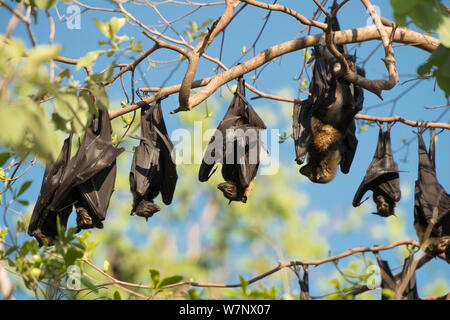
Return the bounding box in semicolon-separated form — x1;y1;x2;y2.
414;129;450;262
199;76;266;203
27;135;74;245
376;253;419;300
129;100;178;220
353;123;401;217
28;110;124;245
65;109;124;232
293;14;364;184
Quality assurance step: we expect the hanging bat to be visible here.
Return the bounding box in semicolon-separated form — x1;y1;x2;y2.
27;135;74;246
69;110;124;232
293;14;364;184
414;129;450;263
199;76;266;203
129;100;178;220
352;123;401;217
28;110;124;245
376;252;419;300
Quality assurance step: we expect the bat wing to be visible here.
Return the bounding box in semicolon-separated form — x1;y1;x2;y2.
309;57;331;107
130;140;160;199
415;130;450;232
198;80;244;183
61;110;124;230
339;121;358;174
129;103;161;218
228;81;265;187
229;124;261;188
130;102;160;197
293;100;313;165
234;89;266;187
399;254;419;300
377;253;419;300
329;8;347;56
376;256;396;300
28;135;73;244
75;162;118;230
353;124;401;207
152;101;178;205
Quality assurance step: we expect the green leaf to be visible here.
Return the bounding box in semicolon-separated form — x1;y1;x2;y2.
81;276;99;293
17;200;29;206
64;247;84;267
382;288;396;299
19;240;38;256
200;19;213;29
126;42;143;53
76;51;104;70
56;68;71;83
436;14;450;47
418;44;450;95
185;289;201;300
103;260;110;272
110;17;126;36
0;227;9;239
330;279;341;290
93;18;110;39
113;290;122;300
26;45;61;67
35;0;59;10
239;275;248;295
158;275;183;288
0;152;14;167
17;181;32;197
150;269;160;288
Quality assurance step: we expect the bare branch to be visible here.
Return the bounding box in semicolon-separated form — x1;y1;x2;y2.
355;114;450;130
177;0;240;111
178;25;438;111
241;0;327;30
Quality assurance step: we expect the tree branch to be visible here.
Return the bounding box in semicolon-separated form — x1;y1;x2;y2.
241;0;327;30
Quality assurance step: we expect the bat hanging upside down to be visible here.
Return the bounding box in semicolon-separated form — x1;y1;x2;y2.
293;13;365;184
414;129;450;263
199;76;266;203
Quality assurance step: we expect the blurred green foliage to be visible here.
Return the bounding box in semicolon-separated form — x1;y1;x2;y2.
390;0;450;96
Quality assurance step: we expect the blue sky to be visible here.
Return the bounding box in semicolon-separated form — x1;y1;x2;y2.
1;1;449;299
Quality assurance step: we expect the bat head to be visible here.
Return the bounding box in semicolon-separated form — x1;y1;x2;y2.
76;206;104;232
373;194;396;217
420;236;450;264
217;181;247;203
130;198;160;221
30;228;55;247
300;148;340;184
